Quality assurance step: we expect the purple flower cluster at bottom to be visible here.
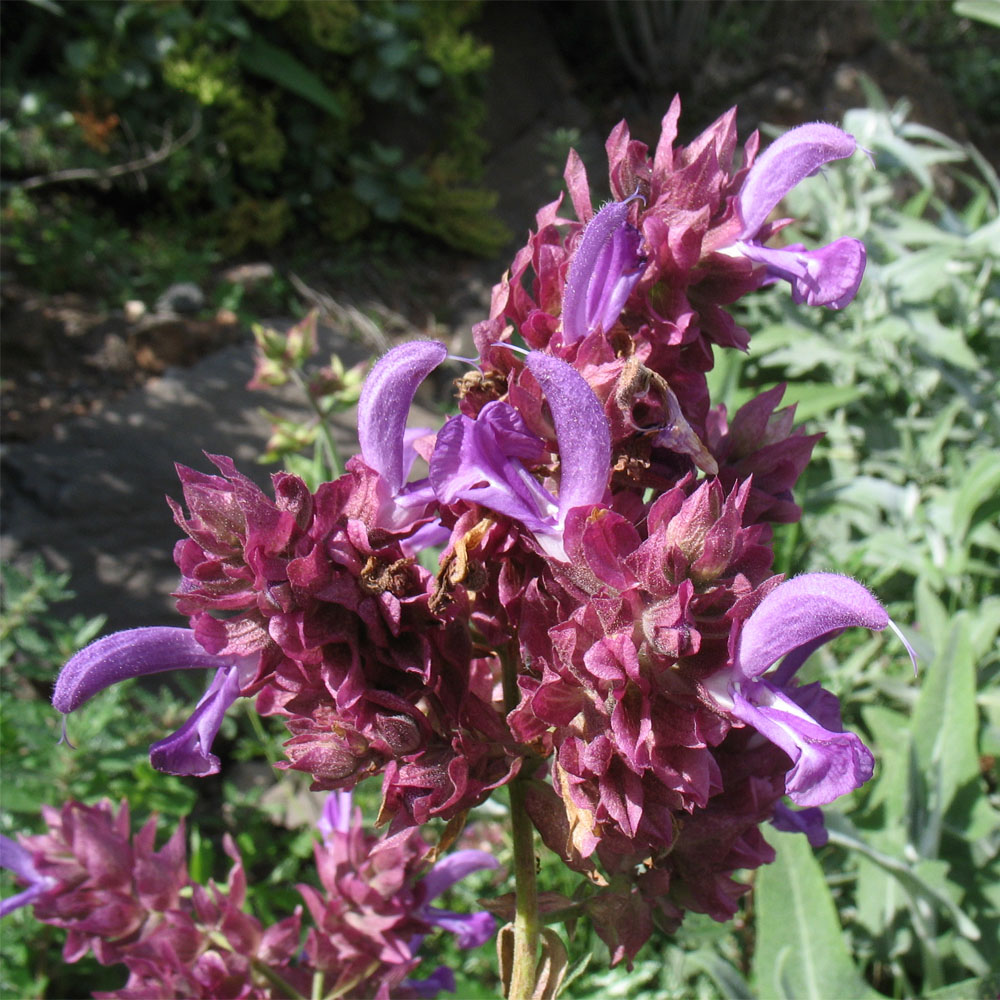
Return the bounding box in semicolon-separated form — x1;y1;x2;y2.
1;793;496;1000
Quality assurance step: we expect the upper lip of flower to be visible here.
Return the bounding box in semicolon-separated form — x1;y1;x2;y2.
52;626;259;777
561;195;647;343
358;340;448;497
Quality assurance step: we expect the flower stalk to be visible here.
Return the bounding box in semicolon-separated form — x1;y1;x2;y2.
290;366;342;480
502;645;541;1000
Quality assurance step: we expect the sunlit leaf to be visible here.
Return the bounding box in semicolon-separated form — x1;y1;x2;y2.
754;828;876;1000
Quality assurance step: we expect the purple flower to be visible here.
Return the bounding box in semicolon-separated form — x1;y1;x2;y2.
305;790;498;994
53;627;259;776
735;123;866;308
429;351;611;560
0;835;54;917
415;848;500;948
562;196;646;342
705;573;916;807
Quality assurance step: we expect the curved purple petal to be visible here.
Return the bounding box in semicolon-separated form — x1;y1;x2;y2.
52;627;250;715
148;665;242;776
732;684;874;807
524;352;611;526
357;340;448;493
421;906;497;949
421;849;500;902
1;835;40;885
318;790;357;840
737;237;866;309
563;198;645;343
1;835;53;917
736;573;888;682
738;123;857;238
403;966;457;998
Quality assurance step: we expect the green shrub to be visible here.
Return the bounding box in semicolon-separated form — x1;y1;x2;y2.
0;0;506;299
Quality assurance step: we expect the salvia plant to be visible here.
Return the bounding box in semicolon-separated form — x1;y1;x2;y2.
7;97;950;999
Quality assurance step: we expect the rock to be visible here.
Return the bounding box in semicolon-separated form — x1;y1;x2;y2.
155;282;205;315
1;329;364;630
221;262;275;286
124;299;147;322
127;314;235;373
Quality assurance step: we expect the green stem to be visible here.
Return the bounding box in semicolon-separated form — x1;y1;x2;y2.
290;368;342;479
311;970;325;1000
501;646;540;1000
207;931;306;1000
252;958;308;1000
244;699;279;765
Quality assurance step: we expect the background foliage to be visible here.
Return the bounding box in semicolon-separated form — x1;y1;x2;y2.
1;0;507;301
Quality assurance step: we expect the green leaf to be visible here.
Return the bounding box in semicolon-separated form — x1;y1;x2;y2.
238;38;345;119
786;383;866;423
911;613;980;837
951;453;1000;545
753;828;876;1000
924;971;1000;999
825;815;981;940
953;0;1000;28
687;950;754;999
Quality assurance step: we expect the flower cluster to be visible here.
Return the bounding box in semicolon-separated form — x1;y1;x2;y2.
53;100;912;963
1;792;497;999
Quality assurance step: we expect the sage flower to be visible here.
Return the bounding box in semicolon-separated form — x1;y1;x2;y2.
429;351;611;560
735;123;867;308
52;627;258;776
706;573;916;806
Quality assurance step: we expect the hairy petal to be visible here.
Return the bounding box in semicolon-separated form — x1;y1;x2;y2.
357;340;448;492
563;198;645;342
52;627;251;715
738;123;858;237
524;351;611;526
736;573;888;681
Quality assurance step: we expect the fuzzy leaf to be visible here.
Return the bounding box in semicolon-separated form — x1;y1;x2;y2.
754;828;876;1000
